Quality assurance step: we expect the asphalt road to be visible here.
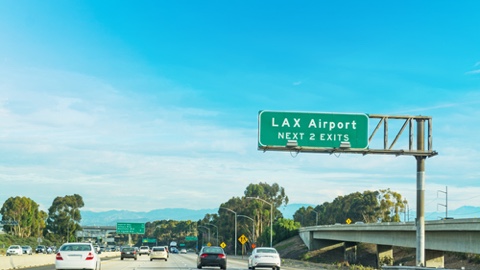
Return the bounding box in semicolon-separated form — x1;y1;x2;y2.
18;252;318;270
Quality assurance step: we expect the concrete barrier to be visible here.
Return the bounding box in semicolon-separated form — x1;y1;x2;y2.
0;252;119;270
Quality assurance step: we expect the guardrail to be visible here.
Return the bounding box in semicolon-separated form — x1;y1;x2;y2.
0;251;119;270
382;267;464;270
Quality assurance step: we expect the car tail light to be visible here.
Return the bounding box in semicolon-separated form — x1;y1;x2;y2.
56;252;63;260
85;252;95;260
200;253;208;258
218;254;226;259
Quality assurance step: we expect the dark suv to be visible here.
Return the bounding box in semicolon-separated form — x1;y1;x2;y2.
35;245;47;254
121;247;138;260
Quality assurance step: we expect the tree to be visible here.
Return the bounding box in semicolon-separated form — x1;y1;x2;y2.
0;196;47;237
46;194;84;243
273;218;301;243
377;189;407;222
244;182;289;246
294;189;408;225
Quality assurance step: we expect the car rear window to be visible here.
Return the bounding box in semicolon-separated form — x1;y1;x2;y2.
60;244;92;251
257;248;277;253
203;247;224;254
152;247;165;251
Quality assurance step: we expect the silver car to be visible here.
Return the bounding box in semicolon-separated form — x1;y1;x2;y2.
22;245;33;255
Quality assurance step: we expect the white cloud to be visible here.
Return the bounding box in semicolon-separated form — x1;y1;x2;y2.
293;81;302;86
466;69;480;75
1;66;480;217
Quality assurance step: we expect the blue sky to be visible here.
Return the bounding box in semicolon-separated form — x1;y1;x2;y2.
1;1;479;219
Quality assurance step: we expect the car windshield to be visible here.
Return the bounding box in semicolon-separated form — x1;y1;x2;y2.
60;244;92;251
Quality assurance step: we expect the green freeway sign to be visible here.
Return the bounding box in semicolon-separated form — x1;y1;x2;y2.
143;238;156;243
116;222;145;234
258;111;369;149
185;236;198;241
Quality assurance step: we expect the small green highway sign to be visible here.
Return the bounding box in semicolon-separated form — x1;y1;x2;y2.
116;222;145;234
258;111;369;149
185;236;198;241
142;238;156;243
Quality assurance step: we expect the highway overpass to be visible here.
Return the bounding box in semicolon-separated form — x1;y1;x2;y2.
299;218;480;268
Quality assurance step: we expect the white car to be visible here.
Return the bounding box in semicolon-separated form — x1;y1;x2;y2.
6;245;23;256
55;242;101;270
139;246;150;255
150;246;168;261
248;247;281;270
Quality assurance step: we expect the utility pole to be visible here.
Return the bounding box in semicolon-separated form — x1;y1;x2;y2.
437;186;448;219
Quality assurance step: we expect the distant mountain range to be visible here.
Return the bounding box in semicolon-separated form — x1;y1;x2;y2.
80;203;312;226
79;204;480;226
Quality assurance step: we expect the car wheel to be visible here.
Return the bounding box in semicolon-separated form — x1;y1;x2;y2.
197;264;202;269
252;267;255;270
121;257;124;260
150;259;153;261
165;259;168;261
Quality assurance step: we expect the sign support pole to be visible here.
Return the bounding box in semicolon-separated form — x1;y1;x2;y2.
415;119;426;267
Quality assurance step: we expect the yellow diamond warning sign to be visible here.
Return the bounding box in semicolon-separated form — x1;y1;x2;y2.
238;234;248;245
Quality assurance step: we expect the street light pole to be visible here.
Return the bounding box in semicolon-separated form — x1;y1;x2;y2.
219;207;237;256
237;214;255;243
198;225;210;244
205;223;219;246
246;197;273;247
311;210;319;226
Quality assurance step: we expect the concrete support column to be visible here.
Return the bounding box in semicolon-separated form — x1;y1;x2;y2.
376;244;393;267
344;242;357;264
425;249;444;268
298;231;313;250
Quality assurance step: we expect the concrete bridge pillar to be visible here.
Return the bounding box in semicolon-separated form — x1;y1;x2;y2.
376;244;393;267
425;249;444;268
344;242;357;264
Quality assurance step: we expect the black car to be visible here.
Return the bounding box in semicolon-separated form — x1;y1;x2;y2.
197;246;227;270
35;245;47;254
121;247;138;260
